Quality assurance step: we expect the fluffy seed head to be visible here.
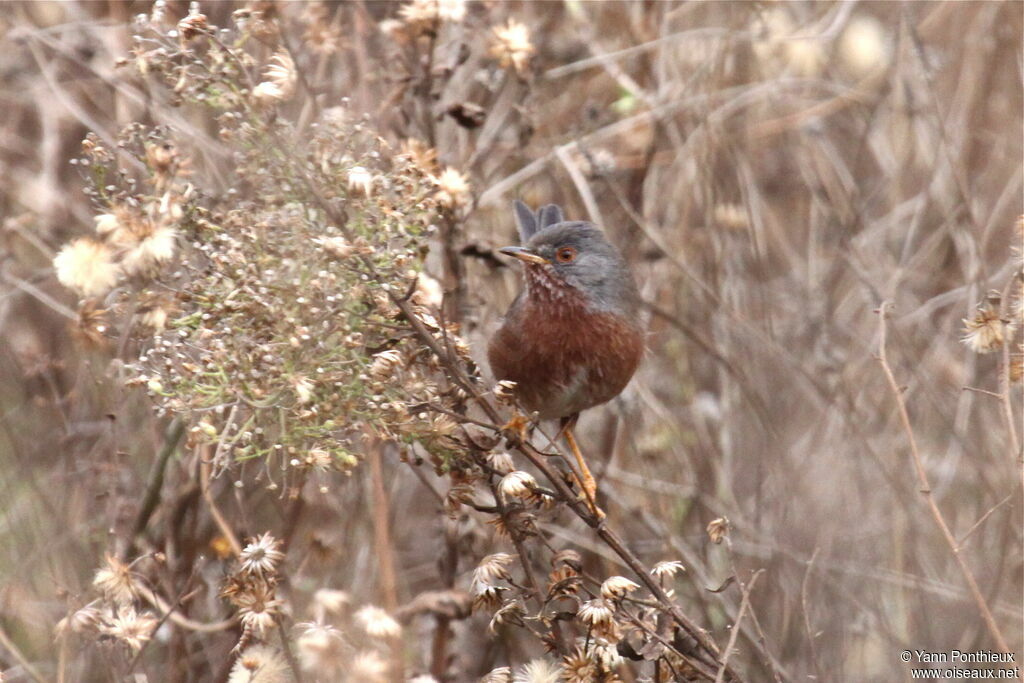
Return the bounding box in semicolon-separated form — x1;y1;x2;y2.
489;19;534;73
355;605;402;638
54;238;121;297
228;644;291;683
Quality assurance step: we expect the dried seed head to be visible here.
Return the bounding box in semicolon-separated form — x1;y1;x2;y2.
354;605;402;638
94;212;121;236
434;167;471;208
351;650;389;681
347;166;374;196
576;598;614;629
252;50;296;106
294;621;346;672
313;588;350;614
93;555;138;605
962;299;1016;353
599;576;640;600
489;19;534;74
488;600;525;634
707;517;731;544
498;470;536;499
515;659;563;683
235;584;283;637
54;238;121;297
177;7;208;41
480;668;513;683
55;602;103;637
239;532;285;576
370;349;403;379
486;451;515;475
411;273;444;308
473;553;514;585
650;560;686;579
119;224;178;276
291;375;315;404
493;380;518;405
229;644;291;683
100;606;159;653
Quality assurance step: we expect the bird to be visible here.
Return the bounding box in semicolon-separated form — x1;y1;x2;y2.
488;200;645;518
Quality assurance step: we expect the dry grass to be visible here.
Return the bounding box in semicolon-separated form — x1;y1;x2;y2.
0;1;1021;681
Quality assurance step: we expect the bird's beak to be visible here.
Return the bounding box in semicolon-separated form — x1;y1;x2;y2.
499;246;548;265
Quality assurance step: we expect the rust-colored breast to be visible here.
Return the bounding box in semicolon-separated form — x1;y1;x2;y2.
488;296;644;420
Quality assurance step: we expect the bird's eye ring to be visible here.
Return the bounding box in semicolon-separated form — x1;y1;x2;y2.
555;246;577;263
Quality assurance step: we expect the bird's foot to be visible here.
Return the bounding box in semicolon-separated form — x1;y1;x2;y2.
578;475;606;521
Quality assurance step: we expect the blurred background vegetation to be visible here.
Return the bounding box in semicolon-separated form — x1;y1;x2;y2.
0;1;1021;681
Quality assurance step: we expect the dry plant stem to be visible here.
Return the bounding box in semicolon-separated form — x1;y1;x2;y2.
0;622;46;683
136;583;236;633
876;302;1013;656
997;277;1021;461
715;570;763;683
199;452;243;557
369;444;400;613
125;418;185;559
800;548;823;683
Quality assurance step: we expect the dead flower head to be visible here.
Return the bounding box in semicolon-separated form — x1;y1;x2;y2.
434;167;471;208
651;560;685;580
93;554;139;605
54;238;121;298
100;605;159;653
235;584;284;637
295;621;347;672
515;659;563;683
498;470;536;500
252;50;297;106
962;298;1017;353
707;517;731;544
355;604;402;638
599;576;640;601
489;19;534;74
229;644;292;683
239;532;285;577
473;552;514;586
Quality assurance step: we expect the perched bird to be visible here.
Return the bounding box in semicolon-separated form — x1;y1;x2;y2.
488;201;645;517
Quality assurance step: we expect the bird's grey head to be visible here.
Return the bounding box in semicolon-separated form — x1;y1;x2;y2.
499;201;639;313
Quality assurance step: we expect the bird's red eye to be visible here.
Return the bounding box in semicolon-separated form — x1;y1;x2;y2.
555;246;577;263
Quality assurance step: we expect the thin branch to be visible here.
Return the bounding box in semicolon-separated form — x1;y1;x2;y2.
876;302;1012;655
715;570;763;683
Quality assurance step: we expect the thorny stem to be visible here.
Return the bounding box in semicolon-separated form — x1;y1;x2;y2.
876;302;1013;657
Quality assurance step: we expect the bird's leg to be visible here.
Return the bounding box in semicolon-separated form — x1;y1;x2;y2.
561;415;605;520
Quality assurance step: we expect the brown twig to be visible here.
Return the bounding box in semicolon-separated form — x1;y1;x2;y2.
876;301;1013;655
